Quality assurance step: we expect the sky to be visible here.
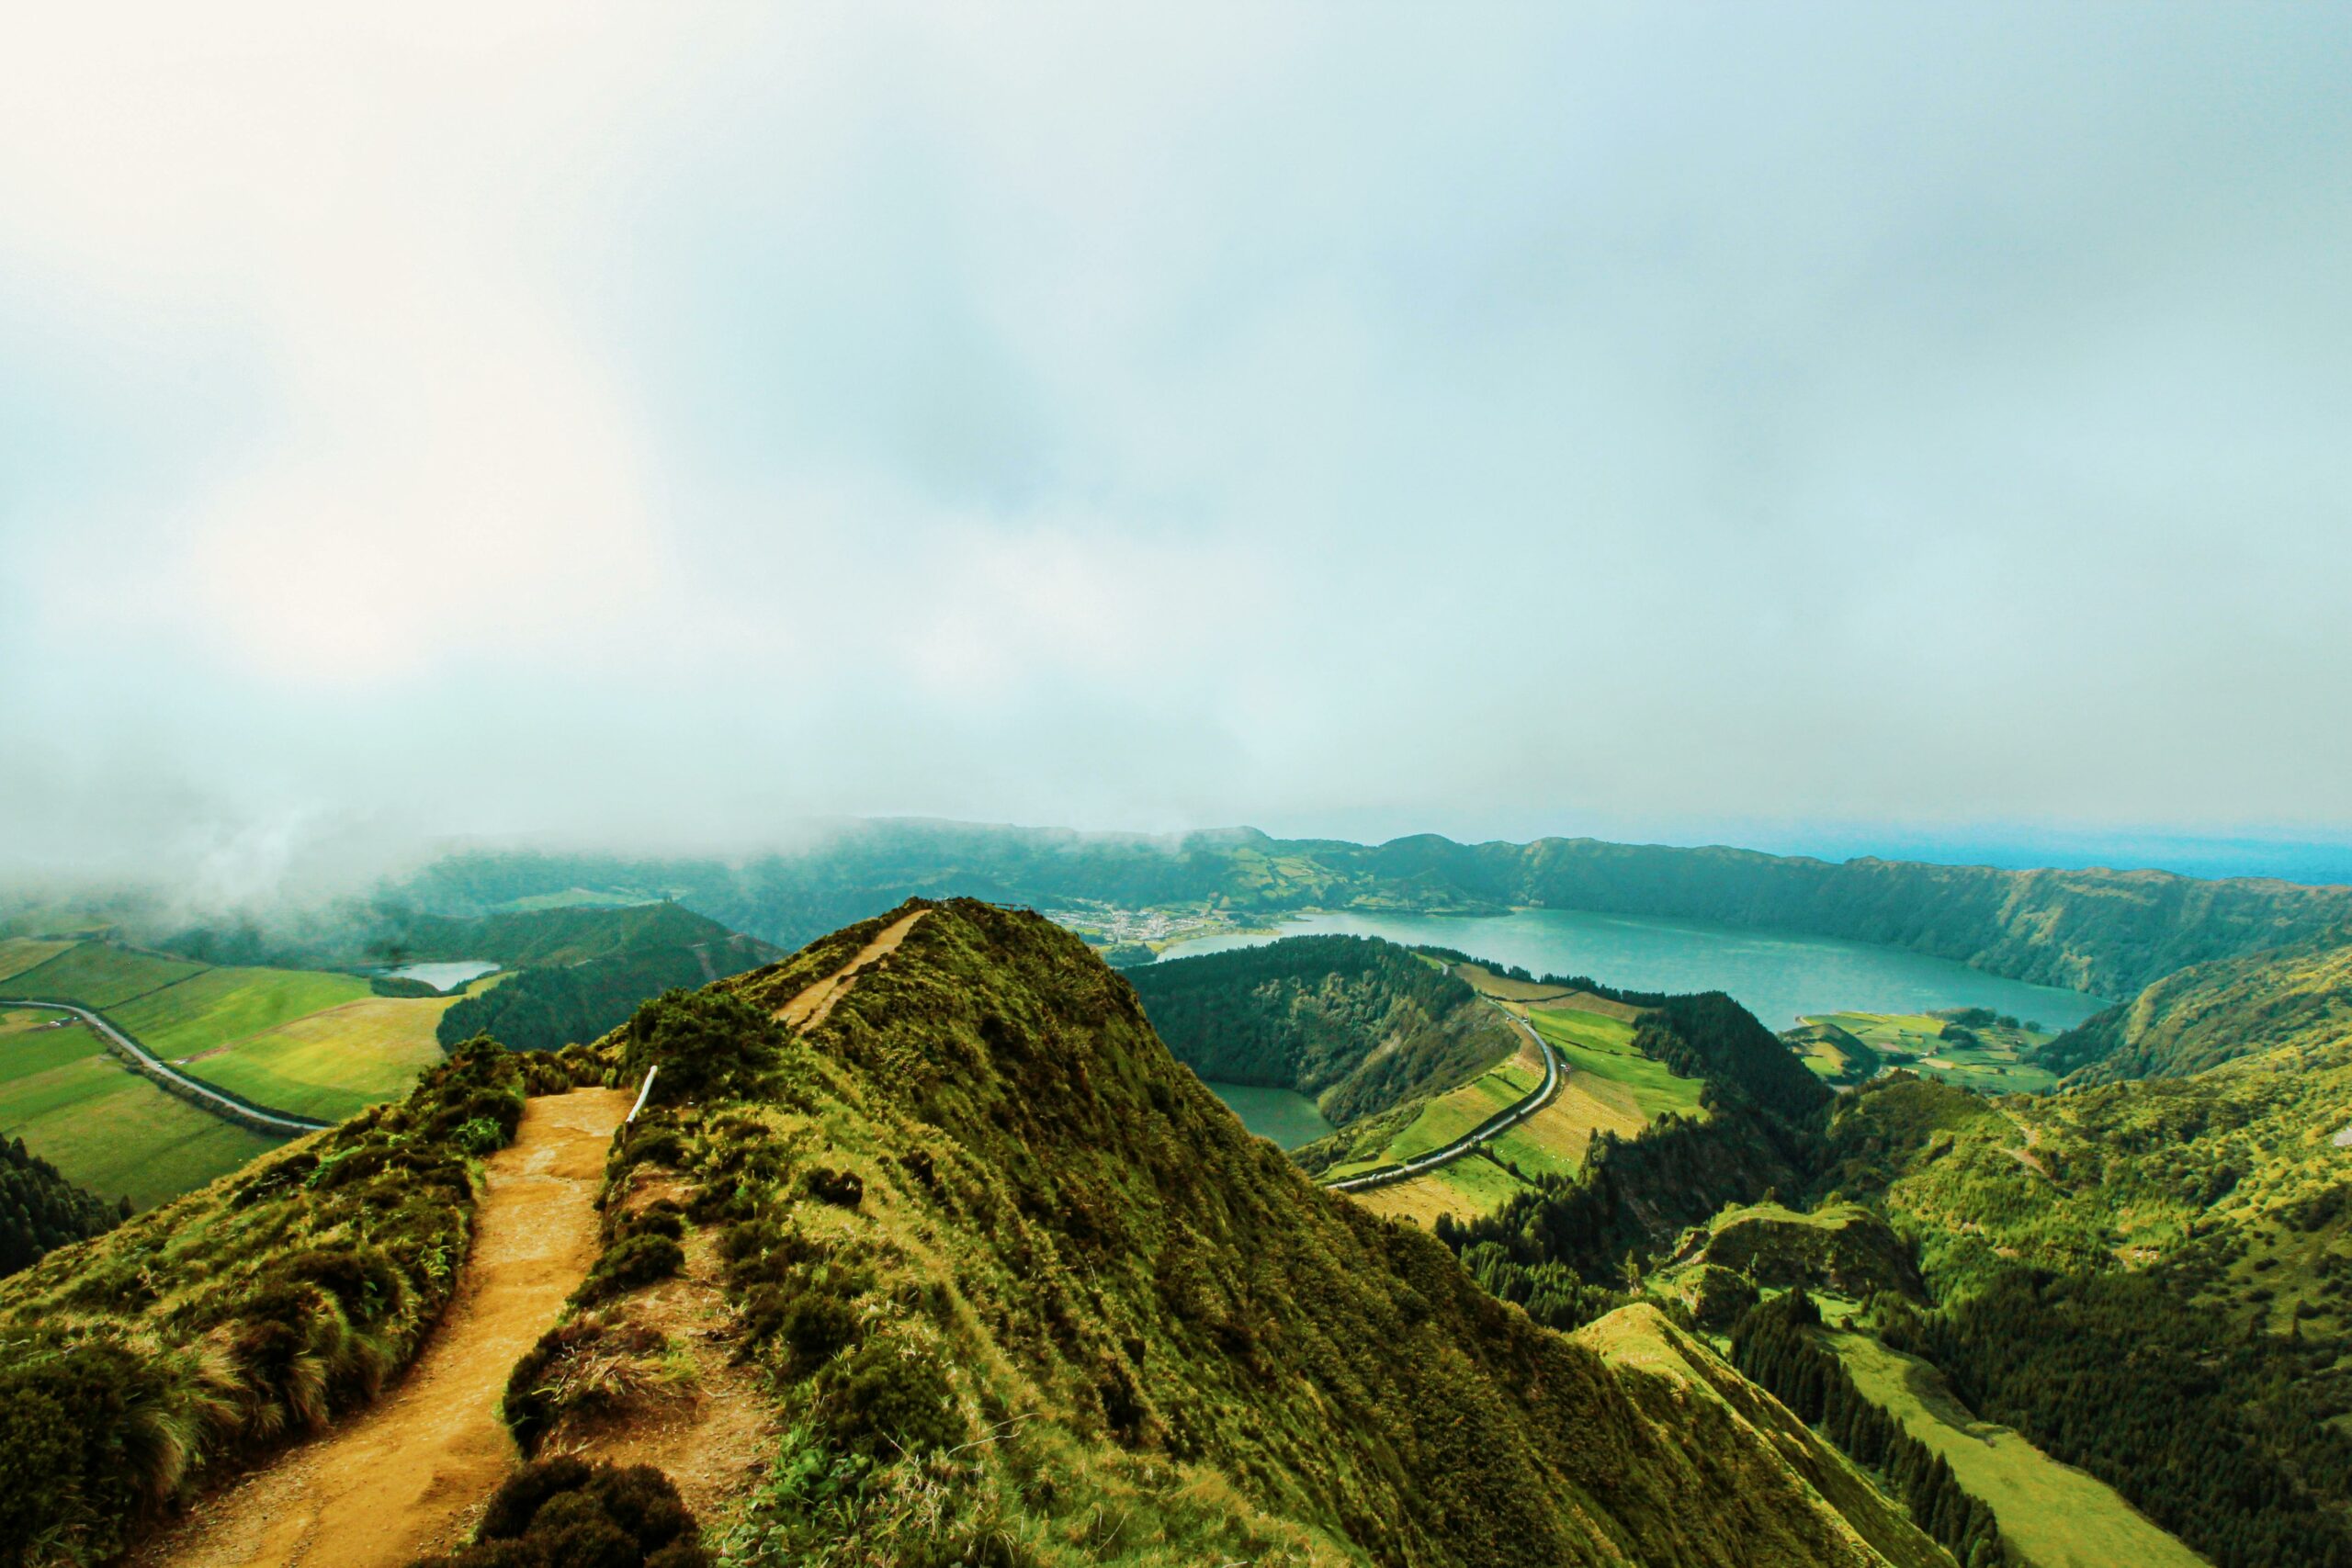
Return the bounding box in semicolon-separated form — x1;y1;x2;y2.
5;3;2351;890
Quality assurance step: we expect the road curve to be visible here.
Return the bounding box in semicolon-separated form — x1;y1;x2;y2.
1323;1005;1561;1193
0;997;330;1134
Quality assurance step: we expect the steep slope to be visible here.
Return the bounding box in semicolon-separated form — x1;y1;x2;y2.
1125;934;1519;1124
544;898;1947;1566
2044;932;2352;1084
397;823;2352;998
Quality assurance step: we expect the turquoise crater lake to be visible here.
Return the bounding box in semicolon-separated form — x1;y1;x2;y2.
1159;907;2112;1034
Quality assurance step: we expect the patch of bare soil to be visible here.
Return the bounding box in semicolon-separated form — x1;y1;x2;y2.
777;908;929;1031
139;1089;632;1568
555;1210;775;1529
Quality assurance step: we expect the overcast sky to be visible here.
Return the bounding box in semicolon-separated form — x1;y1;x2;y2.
5;3;2350;887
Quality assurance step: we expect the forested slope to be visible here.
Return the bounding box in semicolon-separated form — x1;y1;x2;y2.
0;1135;120;1278
1125;935;1518;1124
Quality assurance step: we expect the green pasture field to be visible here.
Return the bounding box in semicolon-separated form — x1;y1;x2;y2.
113;965;373;1061
1527;1006;1706;1122
1810;1010;2059;1094
0;940;79;985
0;941;208;1009
1827;1331;2208;1568
195;994;456;1122
0;1019;284;1208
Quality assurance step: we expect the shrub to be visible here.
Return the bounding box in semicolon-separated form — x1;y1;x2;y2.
421;1457;707;1568
622;990;784;1105
803;1167;864;1208
577;1235;683;1308
823;1336;960;1457
453;1117;505;1156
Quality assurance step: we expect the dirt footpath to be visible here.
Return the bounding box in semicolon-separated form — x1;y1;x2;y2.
141;1088;633;1568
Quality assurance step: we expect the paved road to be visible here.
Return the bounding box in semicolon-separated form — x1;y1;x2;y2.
1324;1005;1562;1193
0;997;330;1134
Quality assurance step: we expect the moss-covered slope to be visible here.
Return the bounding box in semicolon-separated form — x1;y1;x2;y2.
1125;933;1518;1125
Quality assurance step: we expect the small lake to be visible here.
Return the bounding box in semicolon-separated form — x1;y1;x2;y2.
1159;908;2111;1033
1203;1081;1335;1149
380;960;500;993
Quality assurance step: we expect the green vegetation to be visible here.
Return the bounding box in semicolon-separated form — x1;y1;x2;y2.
1733;1291;2007;1567
1662;1201;1924;1303
0;1011;284;1207
0;1040;571;1565
417;1457;709;1568
0;1129;119;1278
2045;932;2352;1084
1127;934;1519;1126
435;907;779;1055
1798;1009;2058;1094
394;822;2352;998
529;899;1951;1566
1809;967;2352;1566
1826;1329;2208;1568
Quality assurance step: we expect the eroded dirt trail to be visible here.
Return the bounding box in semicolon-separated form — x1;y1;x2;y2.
778;908;928;1030
142;1088;633;1568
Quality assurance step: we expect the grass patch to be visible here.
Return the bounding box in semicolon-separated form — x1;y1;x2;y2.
0;941;77;986
1527;1007;1705;1122
192;996;457;1122
113;966;373;1061
1826;1330;2207;1568
0;1041;284;1209
0;942;207;1009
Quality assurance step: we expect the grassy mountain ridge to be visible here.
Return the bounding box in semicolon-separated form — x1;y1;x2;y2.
554;898;1949;1566
1125;935;1519;1126
394;821;2352;998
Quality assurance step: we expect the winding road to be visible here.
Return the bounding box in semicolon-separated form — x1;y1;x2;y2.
0;997;330;1134
1323;1006;1562;1193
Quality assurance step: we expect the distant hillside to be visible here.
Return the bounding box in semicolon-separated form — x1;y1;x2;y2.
1125;934;1519;1124
435;903;782;1055
2044;932;2352;1084
393;819;2352;998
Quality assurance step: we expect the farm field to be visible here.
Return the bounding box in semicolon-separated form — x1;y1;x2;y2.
0;1010;284;1207
1341;1002;1700;1222
193;995;458;1122
1526;1004;1706;1121
114;965;373;1061
0;941;207;1009
1351;1149;1537;1226
0;939;78;985
1826;1330;2208;1568
1808;1010;2059;1094
0;940;467;1201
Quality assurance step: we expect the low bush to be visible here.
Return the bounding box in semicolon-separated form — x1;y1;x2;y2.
415;1457;707;1568
576;1235;683;1308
